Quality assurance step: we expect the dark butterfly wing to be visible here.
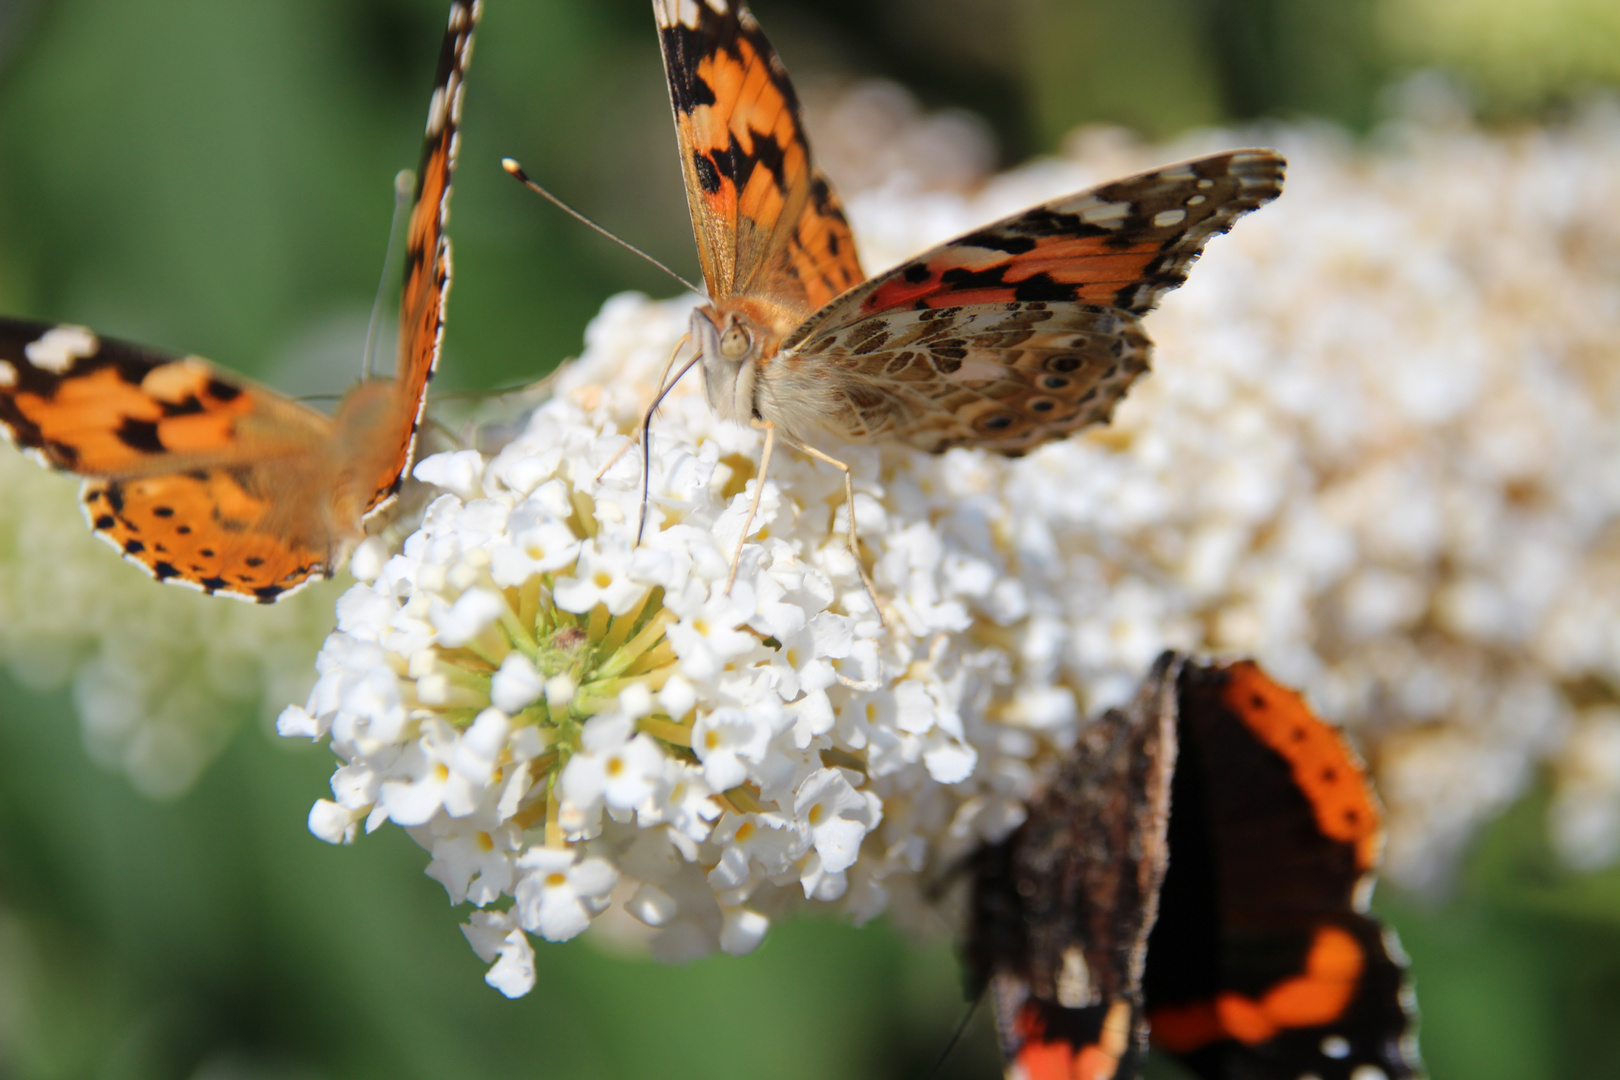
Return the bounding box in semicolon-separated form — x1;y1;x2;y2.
1144;660;1424;1080
968;653;1180;1080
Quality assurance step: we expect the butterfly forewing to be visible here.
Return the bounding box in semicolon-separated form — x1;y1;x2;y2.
834;150;1285;320
653;0;863;318
1143;660;1424;1080
376;0;478;517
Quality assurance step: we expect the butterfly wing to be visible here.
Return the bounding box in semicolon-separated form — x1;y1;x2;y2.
765;300;1151;455
838;149;1284;318
653;0;863;317
769;150;1283;453
968;654;1180;1080
0;1;482;602
0;318;345;600
370;0;479;517
1143;660;1423;1080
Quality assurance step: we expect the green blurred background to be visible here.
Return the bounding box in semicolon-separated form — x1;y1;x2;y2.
3;1;1620;1077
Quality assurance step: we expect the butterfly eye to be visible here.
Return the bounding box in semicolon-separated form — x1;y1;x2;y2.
719;323;752;360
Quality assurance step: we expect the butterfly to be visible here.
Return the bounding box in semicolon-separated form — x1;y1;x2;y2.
0;1;480;603
967;654;1424;1080
651;0;1283;454
649;0;1282;590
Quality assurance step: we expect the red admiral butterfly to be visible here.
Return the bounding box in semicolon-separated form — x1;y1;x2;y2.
967;653;1423;1080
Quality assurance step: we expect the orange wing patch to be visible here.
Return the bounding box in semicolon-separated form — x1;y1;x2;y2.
850;151;1284;319
0;1;480;602
1220;660;1383;871
84;470;332;600
383;0;477;516
1150;925;1366;1054
654;0;863;319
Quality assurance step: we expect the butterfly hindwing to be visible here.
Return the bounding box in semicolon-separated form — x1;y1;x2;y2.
0;1;480;602
760;150;1283;454
775;300;1150;454
968;654;1179;1080
83;470;333;602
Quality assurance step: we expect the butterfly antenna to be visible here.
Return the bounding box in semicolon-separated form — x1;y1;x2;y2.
502;158;703;297
363;169;416;381
925;994;983;1080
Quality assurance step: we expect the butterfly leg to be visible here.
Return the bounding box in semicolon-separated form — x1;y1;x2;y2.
725;419;776;594
782;438;884;623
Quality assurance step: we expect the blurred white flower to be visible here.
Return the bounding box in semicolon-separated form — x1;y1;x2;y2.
0;448;336;798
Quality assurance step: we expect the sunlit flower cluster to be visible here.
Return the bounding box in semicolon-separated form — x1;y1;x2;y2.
279;297;1018;988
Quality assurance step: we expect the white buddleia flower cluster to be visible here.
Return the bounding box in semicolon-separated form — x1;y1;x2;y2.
0;449;335;798
279;294;1012;989
282;78;1620;990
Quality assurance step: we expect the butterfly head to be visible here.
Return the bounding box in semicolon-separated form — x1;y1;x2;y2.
690;304;769;425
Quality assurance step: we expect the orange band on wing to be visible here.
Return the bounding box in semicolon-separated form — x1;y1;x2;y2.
1220;661;1382;869
1149;925;1364;1053
1012;1000;1134;1080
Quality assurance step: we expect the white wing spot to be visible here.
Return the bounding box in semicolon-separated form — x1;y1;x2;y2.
1056;945;1095;1008
1353;873;1376;912
1383;926;1412;965
706;0;729;12
24;325;99;374
1351;1067;1389;1080
1187;194;1208;206
1322;1035;1351;1059
674;0;703;28
425;85;448;136
0;360;15;387
1154;208;1187;227
1197;178;1216;188
1080;199;1132;227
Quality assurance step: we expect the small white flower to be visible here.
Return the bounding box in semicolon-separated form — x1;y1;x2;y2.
553;539;648;616
691;706;778;791
490;652;545;713
430;587;504;648
308;799;359;845
513;848;618;942
461;910;536;998
559;714;670;819
491;500;582;587
719;906;770;956
794;768;881;877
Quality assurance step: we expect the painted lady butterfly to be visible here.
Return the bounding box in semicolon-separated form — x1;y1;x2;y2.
0;1;480;602
653;0;1285;460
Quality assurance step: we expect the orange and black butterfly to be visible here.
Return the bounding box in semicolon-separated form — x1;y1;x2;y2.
653;0;1284;457
0;1;479;601
968;655;1424;1080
